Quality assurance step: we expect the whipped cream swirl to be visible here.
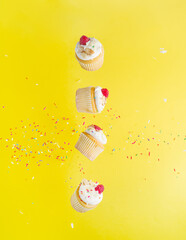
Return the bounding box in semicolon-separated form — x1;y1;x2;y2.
75;37;102;61
95;86;107;112
79;179;103;205
85;125;107;144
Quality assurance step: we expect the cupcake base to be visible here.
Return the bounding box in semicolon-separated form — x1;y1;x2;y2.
71;187;97;213
75;47;104;71
75;132;104;161
76;87;97;113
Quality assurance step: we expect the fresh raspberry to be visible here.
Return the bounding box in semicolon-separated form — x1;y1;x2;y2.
80;35;90;45
95;184;104;194
101;88;109;98
94;125;102;131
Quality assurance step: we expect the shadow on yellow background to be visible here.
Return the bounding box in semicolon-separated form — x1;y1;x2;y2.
1;0;186;239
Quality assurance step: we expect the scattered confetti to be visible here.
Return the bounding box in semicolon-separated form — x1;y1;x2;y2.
1;104;120;169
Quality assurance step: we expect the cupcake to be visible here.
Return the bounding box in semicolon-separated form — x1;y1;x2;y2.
71;179;104;213
75;124;107;161
75;35;104;71
76;86;109;113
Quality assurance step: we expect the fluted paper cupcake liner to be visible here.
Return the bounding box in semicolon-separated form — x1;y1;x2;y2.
70;188;95;213
75;133;104;161
76;87;96;113
76;48;104;71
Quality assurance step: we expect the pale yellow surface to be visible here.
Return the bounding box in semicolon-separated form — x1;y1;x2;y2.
1;0;186;239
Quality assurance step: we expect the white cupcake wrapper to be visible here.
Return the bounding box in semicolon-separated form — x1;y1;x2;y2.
76;49;104;71
70;188;95;213
75;133;104;161
76;87;95;113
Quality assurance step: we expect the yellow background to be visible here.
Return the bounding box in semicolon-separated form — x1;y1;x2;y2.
1;0;186;239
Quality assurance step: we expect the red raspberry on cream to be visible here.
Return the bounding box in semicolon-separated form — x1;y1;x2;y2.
85;124;107;145
101;88;109;98
94;125;102;131
95;184;104;194
80;35;90;45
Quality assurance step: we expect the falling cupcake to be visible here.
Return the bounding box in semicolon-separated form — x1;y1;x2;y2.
71;179;104;213
75;35;104;71
75;124;107;161
76;86;109;113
